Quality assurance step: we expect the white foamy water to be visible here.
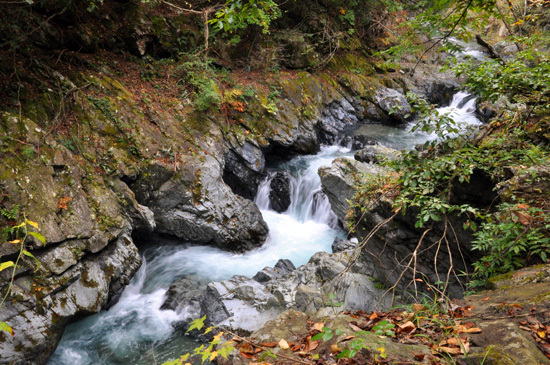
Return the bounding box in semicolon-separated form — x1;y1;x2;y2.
50;145;350;365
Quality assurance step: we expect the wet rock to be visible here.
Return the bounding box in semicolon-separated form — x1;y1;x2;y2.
133;150;269;252
202;250;389;333
269;171;291;213
318;98;363;144
420;78;459;106
201;276;282;332
161;275;209;322
253;259;296;283
223;140;265;200
354;144;401;164
373;87;411;124
332;237;359;253
318;158;382;224
0;232;141;364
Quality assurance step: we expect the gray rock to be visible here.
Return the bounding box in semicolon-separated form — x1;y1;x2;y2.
161;275;208;322
223;141;266;200
134;152;269;252
201;276;282;332
253;259;296;283
332;237;359;253
201;250;390;334
318;99;362;144
373;87;411;124
354;145;401;164
0;232;141;364
269;171;291;213
318;158;382;224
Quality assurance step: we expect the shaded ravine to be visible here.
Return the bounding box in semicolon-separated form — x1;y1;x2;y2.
49;92;481;364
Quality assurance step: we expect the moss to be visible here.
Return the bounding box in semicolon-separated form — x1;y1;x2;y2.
80;267;99;289
488;272;514;283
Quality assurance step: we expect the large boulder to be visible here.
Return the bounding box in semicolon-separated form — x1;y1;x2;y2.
200;250;390;333
223;139;266;200
0;231;141;364
354;144;401;164
373;87;411;124
269;172;292;213
318;158;382;224
132;149;269;252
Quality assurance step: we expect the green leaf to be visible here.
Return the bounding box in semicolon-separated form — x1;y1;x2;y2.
187;315;207;333
0;321;14;336
22;250;40;271
29;232;46;244
0;261;15;272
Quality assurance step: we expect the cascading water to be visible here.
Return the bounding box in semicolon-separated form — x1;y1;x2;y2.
351;91;481;151
49;146;350;365
49;92;481;364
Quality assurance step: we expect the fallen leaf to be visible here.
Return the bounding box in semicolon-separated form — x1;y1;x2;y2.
413;353;425;361
341;335;356;342
538;331;547;339
482;297;490;301
240;343;255;354
348;323;362;332
292;344;302;352
369;312;379;320
330;344;342;354
304;340;319;352
260;342;277;348
454;325;482;334
397;321;416;334
513;210;533;225
312;322;324;332
278;339;289;350
434;346;462;355
412;303;426;312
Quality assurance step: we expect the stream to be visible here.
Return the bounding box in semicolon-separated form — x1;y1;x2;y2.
48;92;481;365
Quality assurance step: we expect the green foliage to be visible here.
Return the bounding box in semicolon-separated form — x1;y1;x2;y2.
371;320;396;337
470;203;550;287
211;0;281;43
162;316;235;365
1;216;45;336
311;327;342;342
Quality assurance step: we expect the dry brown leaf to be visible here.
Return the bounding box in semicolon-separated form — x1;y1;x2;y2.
454;325;482;333
292;344;302;352
434;346;462;355
413;353;425;361
240;343;255;354
348;323;362;332
482;297;490;301
330;344;342;354
513;210;533;225
412;303;426;312
397;321;416;334
304;340;319;352
369;312;379;320
312;322;324;332
278;339;289;350
260;342;277;348
240;352;255;359
341;335;356;342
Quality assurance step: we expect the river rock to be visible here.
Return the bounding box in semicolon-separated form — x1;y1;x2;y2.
223;140;266;200
354;144;401;164
201;250;390;334
0;231;141;365
332;237;359;253
373;87;411;124
160;275;209;322
318;98;363;144
253;259;296;283
318;158;382;224
269;171;291;213
201;276;283;332
132;150;269;252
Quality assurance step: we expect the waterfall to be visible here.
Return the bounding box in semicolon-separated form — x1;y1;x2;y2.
254;145;348;227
